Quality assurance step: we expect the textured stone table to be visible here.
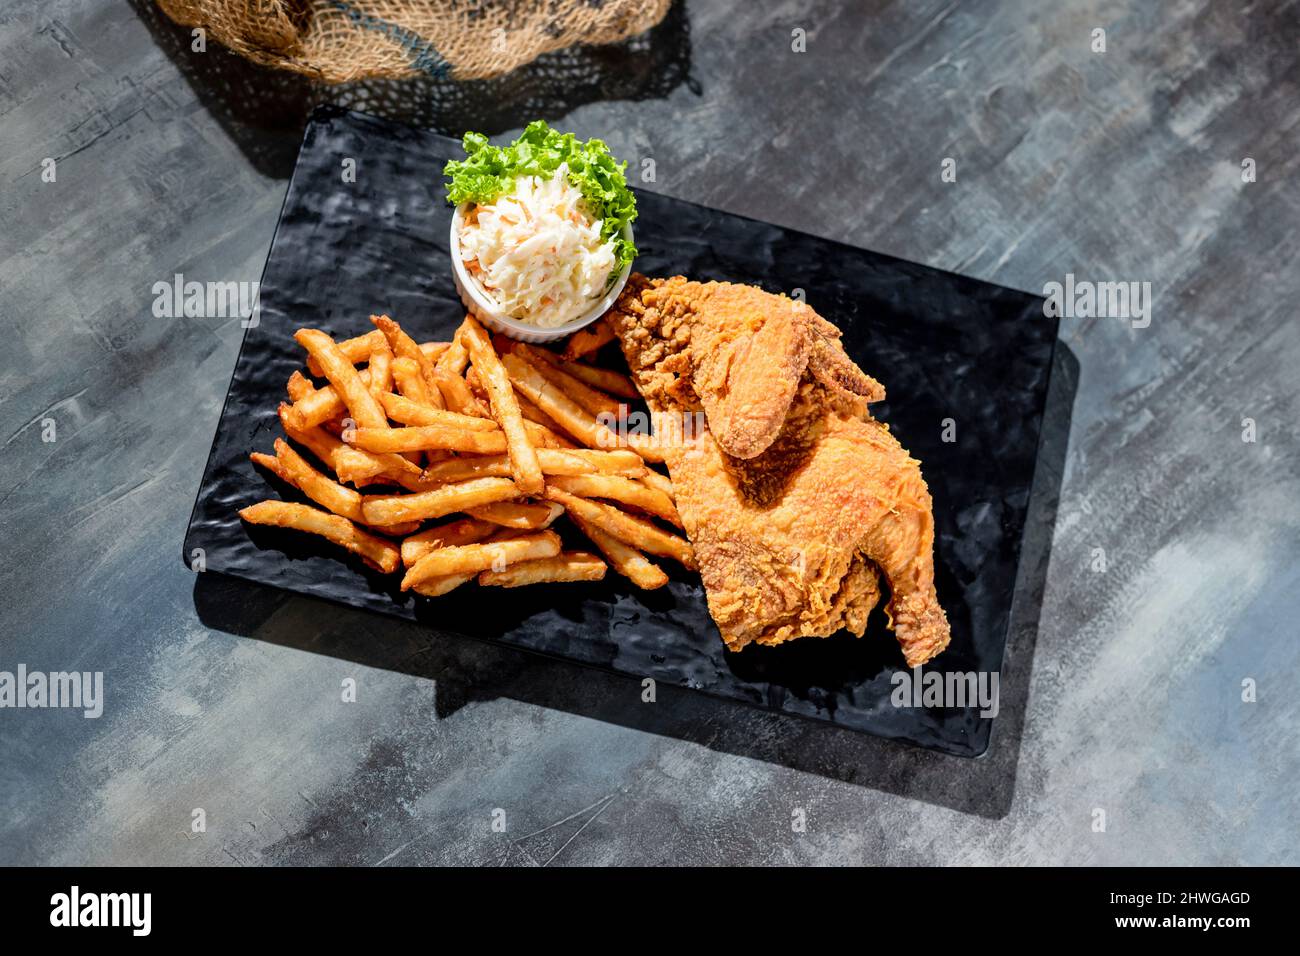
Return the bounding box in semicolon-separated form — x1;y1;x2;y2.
1;0;1296;865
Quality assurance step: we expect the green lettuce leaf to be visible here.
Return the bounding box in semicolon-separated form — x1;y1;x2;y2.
443;120;639;277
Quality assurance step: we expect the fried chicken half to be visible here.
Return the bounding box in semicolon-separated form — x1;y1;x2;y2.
606;275;950;667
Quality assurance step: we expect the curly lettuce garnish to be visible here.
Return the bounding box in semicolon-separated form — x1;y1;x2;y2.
443;120;638;277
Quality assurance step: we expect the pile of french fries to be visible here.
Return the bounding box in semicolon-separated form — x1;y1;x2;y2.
240;313;694;596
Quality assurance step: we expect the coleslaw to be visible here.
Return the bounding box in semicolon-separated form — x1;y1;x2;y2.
457;165;618;328
444;121;638;328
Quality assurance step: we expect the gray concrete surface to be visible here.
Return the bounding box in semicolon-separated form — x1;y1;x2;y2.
1;0;1297;865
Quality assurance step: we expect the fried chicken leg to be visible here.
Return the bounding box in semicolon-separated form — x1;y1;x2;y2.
607;275;950;666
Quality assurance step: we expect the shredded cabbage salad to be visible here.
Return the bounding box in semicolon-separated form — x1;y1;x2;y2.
457;165;618;328
445;122;637;328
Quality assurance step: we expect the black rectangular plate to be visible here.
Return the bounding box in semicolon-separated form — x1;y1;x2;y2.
185;106;1058;757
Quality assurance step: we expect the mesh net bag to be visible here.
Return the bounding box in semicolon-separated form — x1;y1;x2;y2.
157;0;674;84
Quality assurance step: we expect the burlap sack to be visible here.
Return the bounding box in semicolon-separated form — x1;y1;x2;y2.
157;0;673;84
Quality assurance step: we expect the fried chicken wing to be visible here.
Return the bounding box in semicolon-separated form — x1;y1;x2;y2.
607;275;949;666
613;276;885;459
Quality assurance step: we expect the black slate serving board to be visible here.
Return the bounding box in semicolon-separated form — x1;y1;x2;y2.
184;105;1058;757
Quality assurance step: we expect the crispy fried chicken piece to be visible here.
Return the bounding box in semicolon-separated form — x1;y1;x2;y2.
606;275;949;666
612;275;884;459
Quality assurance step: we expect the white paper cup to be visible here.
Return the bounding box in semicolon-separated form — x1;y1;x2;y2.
449;203;633;344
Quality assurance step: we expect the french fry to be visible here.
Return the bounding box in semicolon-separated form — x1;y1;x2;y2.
464;366;489;405
251;438;366;522
515;344;623;418
279;403;362;470
268;438;422;531
390;356;443;410
521;420;574;449
410;527;524;594
384;472;441;493
561;448;648;477
352;424;508;455
346;451;423;483
434;369;488;416
401;517;497;567
514;389;572;438
377;392;499;431
294;328;388;429
436;332;471;375
554;359;638;399
401;530;561;590
239;500;400;573
249;451;283;478
501;352;665;463
296;350;443;428
305;329;386;376
372;315;445;408
304;332;448;377
287;370;315;402
568;513;668;590
544;487;694;569
361;476;519;526
525;419;577;449
417;450;581;484
501;352;610;445
413;573;475;597
459;317;544;494
365;345;394;401
414;455;511;484
563;319;615;361
371;520;422;537
277;404;419;485
286;368;373;429
473;365;583;442
462;368;561;446
639;468;674;498
547;474;681;527
317;419;425;480
478;552;606;587
605;417;662;463
415;447;633;486
467;500;563;530
520;345;626;416
469;368;577;453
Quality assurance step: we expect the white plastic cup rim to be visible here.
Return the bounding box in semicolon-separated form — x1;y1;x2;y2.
449;202;634;344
